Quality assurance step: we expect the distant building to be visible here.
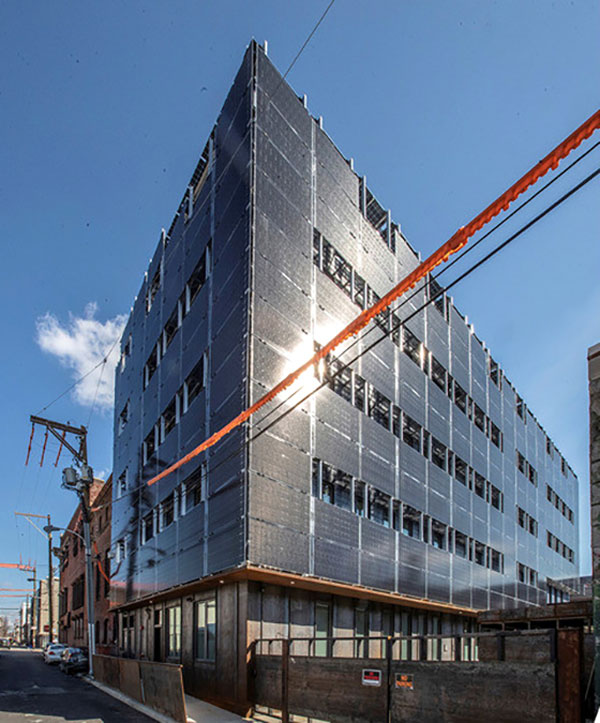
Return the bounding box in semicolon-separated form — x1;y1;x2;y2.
58;476;114;650
111;41;580;710
33;577;59;647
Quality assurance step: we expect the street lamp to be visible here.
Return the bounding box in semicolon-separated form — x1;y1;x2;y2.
46;522;96;677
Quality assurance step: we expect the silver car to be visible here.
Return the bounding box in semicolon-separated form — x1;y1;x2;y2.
44;643;66;664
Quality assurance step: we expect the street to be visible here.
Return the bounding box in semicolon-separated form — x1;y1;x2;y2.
0;648;153;722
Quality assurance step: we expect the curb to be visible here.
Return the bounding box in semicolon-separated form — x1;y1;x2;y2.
86;677;182;723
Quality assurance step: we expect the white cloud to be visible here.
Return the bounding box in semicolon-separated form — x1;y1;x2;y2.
36;302;127;410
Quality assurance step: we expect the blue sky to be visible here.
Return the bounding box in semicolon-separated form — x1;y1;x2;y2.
0;1;597;619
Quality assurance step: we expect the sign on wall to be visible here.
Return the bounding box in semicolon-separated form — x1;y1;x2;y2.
362;668;382;686
395;673;414;690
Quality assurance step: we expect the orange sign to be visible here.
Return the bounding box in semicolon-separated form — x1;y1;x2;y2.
395;674;414;690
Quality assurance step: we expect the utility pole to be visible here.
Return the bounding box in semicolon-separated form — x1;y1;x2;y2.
47;514;53;642
26;414;95;673
15;512;55;644
28;568;36;647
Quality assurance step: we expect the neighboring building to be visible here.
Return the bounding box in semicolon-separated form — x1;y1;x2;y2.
58;476;115;650
111;41;580;709
33;577;59;647
588;341;600;710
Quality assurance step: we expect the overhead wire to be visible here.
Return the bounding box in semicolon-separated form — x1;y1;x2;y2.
146;109;600;488
34;11;335;421
91;160;600;512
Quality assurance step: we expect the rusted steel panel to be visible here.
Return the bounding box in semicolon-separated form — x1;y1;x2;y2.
139;659;187;723
118;658;141;702
557;628;582;723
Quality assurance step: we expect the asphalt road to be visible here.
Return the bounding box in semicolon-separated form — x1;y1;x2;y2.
0;648;154;722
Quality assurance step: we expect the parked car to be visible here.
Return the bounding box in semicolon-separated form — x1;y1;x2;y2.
44;643;66;664
59;647;88;675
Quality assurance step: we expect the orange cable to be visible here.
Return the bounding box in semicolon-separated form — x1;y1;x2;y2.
53;430;66;468
93;540;111;586
147;108;600;488
24;423;35;467
39;429;48;468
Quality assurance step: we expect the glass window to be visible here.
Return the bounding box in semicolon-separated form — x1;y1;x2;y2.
184;353;206;410
315;602;331;657
402;414;421;452
403;327;421;367
431;520;446;550
355;607;368;658
431;438;447;471
166;605;181;658
402;505;421;539
329;358;352;402
368;489;390;527
454;531;467;558
454;383;467;414
195;598;216;661
431;357;446;392
368;387;391;429
354;480;366;517
353;375;366;412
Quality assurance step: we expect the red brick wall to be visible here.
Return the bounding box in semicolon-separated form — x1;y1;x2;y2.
58;477;115;651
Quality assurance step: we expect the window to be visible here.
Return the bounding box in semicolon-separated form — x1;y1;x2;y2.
369;489;390;527
454;531;467;558
116;539;126;564
185;464;206;510
195;598;216;661
354;607;368;657
146;263;162;313
429;277;446;316
516;395;524;419
354;480;366;517
490;549;501;572
474;541;485;566
431;520;446;550
162;307;179;354
392;405;401;438
454;457;467;485
313;229;321;268
185;252;207;312
473;403;485;433
353;272;366;309
490;422;501;449
118;401;129;434
402;414;421;452
368;387;391;429
333;470;352;511
144;346;158;389
142;511;154;544
322;238;352;297
143;426;157;464
516;451;526;475
328;359;352;402
489;358;499;386
402;505;421;539
184;353;207;411
166;605;181;658
392;501;401;531
117;469;127;496
391;313;401;347
454;383;467;414
353;375;366;412
528;464;537;486
160;493;175;530
474;473;485;499
431;357;446;392
431;438;447;471
315;602;331;657
403;328;421;367
490;486;502;511
120;335;132;372
160;398;177;443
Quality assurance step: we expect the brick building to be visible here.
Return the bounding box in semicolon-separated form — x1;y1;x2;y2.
57;476;115;650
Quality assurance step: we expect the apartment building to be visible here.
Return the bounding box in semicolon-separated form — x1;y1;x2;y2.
111;41;579;709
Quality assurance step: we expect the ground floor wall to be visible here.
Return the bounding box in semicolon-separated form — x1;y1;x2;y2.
114;578;476;712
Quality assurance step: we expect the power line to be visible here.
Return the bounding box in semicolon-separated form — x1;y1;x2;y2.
95;164;599;513
278;0;336;86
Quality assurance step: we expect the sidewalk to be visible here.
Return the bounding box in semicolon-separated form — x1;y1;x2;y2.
185;694;250;722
